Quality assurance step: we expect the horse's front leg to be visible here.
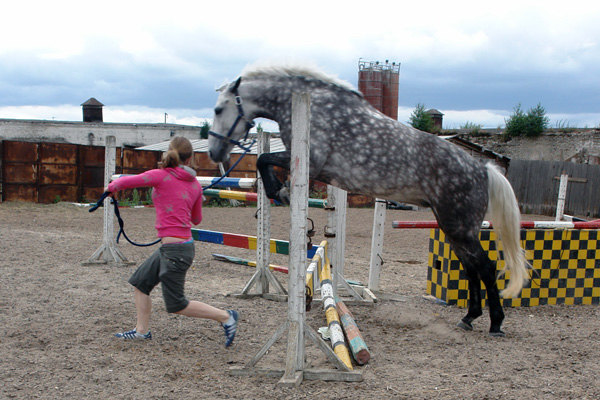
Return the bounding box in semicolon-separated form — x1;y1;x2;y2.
256;151;291;204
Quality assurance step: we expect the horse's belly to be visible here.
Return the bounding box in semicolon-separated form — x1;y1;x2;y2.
383;187;427;205
332;178;427;205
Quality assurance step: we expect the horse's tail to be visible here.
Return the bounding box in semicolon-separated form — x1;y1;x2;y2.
486;163;529;298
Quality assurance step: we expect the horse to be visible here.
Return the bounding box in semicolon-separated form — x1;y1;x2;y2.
207;63;529;337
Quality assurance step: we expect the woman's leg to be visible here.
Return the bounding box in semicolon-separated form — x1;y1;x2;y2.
175;301;229;323
134;288;152;333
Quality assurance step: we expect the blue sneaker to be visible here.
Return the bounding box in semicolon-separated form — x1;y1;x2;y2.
222;310;239;347
114;328;152;340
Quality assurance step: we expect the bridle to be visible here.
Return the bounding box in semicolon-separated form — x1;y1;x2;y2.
205;78;257;189
208;80;256;153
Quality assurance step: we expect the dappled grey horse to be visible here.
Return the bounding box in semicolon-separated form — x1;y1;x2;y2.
208;64;528;336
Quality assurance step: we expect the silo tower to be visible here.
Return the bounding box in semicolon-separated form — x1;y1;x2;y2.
358;60;400;120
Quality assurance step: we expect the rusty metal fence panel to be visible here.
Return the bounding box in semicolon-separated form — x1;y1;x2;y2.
1;140;160;203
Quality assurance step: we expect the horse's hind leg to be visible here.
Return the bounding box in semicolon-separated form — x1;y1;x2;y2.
478;256;505;336
256;151;291;204
453;240;505;336
456;262;483;332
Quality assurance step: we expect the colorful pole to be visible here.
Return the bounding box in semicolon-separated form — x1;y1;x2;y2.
191;228;319;258
203;188;327;208
211;253;288;274
335;299;370;365
392;220;600;230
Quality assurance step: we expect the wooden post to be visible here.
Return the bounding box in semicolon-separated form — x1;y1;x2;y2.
279;92;311;386
256;128;271;293
84;136;129;265
556;173;568;222
327;185;346;297
326;185;363;301
368;199;386;291
236;130;286;299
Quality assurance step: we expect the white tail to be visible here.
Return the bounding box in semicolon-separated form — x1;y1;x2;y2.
486;163;529;297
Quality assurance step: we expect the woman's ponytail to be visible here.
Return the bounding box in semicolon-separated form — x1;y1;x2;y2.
161;137;195;169
162;148;181;168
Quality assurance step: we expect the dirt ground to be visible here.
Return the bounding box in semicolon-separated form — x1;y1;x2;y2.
1;202;599;400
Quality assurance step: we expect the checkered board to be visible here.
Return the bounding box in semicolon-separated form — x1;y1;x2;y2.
427;229;600;307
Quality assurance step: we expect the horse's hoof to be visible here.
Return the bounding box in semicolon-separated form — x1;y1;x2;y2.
277;187;290;205
457;320;473;331
489;330;506;338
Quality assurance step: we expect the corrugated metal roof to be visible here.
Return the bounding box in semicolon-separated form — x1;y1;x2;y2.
136;137;286;154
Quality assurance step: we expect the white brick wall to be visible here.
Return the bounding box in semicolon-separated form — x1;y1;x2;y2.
0;119;202;147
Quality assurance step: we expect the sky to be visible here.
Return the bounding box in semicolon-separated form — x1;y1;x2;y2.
1;0;599;130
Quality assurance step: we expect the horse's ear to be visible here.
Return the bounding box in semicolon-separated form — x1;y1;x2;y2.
230;77;242;92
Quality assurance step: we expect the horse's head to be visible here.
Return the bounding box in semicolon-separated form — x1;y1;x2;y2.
208;77;258;163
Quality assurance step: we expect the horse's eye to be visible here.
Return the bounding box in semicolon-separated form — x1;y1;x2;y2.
214;107;223;115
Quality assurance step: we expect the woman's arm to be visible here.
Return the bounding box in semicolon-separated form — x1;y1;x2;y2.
191;187;203;226
107;170;161;192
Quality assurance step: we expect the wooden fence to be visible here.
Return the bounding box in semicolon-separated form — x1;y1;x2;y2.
0;140;254;203
507;159;600;218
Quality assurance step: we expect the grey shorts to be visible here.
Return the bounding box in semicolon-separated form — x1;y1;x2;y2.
128;242;195;313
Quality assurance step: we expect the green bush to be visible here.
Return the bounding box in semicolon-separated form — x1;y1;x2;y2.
505;103;549;137
409;103;434;133
461;121;483;136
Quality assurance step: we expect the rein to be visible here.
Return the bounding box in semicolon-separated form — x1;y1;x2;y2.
89;191;161;247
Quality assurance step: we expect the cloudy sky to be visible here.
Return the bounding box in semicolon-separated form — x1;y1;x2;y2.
1;0;599;129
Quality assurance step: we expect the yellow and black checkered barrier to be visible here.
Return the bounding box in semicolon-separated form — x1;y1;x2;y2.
427;229;600;307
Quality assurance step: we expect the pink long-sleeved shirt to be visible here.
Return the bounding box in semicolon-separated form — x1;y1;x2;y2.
108;166;203;238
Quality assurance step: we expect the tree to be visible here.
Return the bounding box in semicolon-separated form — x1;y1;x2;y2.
409;103;434;133
200;121;211;139
505;103;549;137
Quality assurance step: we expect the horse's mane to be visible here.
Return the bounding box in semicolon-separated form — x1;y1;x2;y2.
241;62;360;96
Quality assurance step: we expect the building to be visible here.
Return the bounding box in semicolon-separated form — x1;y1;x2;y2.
0;98;203;148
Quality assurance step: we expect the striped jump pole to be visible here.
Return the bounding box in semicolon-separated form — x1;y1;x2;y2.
392;220;600;230
318;241;353;371
211;253;288;274
191;228;319;258
305;246;325;311
197;176;256;189
203;188;327;208
204;188;261;202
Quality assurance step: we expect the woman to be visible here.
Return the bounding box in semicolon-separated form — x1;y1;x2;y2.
108;136;238;347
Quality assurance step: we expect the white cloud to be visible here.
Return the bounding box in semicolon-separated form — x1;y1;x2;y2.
1;0;600;122
0;105;81;121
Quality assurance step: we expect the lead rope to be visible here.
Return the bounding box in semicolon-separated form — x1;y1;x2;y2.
89;192;161;247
